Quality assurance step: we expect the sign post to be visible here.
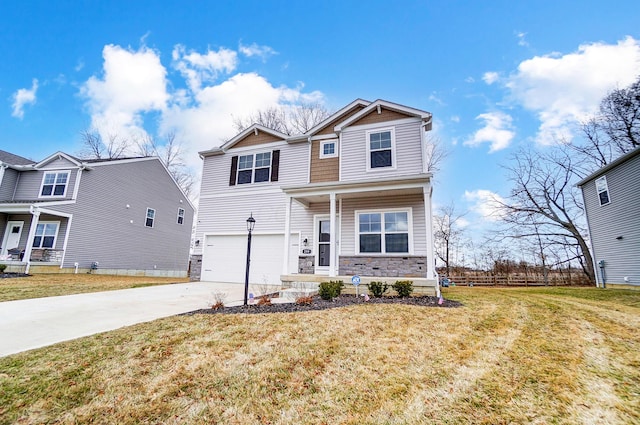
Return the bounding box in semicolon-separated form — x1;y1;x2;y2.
351;275;361;298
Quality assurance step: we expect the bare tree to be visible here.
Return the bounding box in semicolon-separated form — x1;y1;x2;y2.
433;202;467;276
424;135;450;173
495;148;595;283
78;129;128;159
233;102;331;135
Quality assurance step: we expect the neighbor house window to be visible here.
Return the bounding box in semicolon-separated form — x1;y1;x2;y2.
33;222;59;249
320;140;338;158
595;176;610;206
145;208;156;228
40;171;70;197
366;128;396;170
357;210;410;254
177;208;185;225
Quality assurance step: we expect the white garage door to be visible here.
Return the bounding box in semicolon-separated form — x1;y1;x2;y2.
201;234;298;284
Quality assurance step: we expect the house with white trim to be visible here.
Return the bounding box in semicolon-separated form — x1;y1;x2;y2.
192;99;438;294
577;147;640;289
0;150;194;276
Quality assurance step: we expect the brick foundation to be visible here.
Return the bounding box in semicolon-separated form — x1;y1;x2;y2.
189;255;202;281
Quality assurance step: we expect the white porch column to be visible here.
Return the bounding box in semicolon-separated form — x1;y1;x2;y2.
423;182;436;281
329;192;337;277
23;206;41;274
282;195;293;275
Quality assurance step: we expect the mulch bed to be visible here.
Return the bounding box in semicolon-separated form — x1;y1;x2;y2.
183;294;463;315
0;273;30;279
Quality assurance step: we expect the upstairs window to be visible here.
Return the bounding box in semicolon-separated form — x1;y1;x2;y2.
40;171;69;197
366;128;395;170
595;176;610;206
229;150;280;186
145;208;156;228
320;140;338;158
177;208;185;225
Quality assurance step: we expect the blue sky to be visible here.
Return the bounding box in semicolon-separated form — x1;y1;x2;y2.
2;0;640;230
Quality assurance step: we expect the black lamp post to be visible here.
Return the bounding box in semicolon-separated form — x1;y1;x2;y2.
243;213;256;306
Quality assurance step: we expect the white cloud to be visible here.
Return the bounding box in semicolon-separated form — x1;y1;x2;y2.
465;111;515;152
80;44;169;141
11;79;38;119
172;45;238;92
450;115;460;123
464;189;506;222
482;71;499;85
239;42;277;61
516;31;529;47
506;36;640;145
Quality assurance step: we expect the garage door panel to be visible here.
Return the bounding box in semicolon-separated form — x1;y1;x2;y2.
201;234;298;284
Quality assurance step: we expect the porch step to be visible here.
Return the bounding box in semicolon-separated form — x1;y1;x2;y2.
278;282;319;301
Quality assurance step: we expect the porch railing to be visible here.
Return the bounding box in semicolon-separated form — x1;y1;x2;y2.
0;248;63;263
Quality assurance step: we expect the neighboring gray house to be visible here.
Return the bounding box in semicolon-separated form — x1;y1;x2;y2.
193;99;439;295
577;147;640;289
0;150;194;276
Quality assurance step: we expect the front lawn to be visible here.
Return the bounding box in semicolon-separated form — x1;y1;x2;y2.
1;287;638;424
0;274;190;302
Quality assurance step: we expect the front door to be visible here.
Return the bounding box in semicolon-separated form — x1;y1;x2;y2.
2;221;24;256
315;216;339;274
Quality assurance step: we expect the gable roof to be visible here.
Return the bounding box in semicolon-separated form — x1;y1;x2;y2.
200;124;290;158
334;99;432;133
304;98;371;137
576;146;640;187
0;150;35;166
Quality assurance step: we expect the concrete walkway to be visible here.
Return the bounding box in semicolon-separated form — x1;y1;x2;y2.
0;281;275;357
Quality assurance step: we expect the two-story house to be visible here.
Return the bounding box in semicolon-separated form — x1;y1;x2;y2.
577;147;640;289
0;150;194;276
193;99;438;294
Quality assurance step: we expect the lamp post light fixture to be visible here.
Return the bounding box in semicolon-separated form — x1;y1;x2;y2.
244;213;256;306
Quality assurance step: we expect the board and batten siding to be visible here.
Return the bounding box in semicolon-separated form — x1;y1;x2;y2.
581;152;640;286
339;194;428;256
195;141;309;255
51;158;194;271
0;168;19;200
340;119;424;182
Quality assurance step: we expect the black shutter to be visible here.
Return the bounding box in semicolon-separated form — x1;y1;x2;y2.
229;156;238;186
271;150;280;182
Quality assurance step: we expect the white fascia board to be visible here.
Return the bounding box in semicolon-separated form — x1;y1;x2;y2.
305;98;371;136
334;99;432;133
34;152;83;168
282;174;432;197
219;124;289;151
87;156;156;167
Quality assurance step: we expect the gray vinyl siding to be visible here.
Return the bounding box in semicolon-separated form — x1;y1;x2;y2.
12;168;78;200
581;152;640;286
195;142;309;254
340;120;424;182
0;168;19;200
49;158;194;271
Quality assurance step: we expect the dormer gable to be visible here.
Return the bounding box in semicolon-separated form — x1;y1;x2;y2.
34;151;84;170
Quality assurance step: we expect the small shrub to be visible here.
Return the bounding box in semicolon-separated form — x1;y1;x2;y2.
211;301;224;310
257;296;272;306
368;281;389;297
295;296;314;305
392;280;414;297
318;280;344;300
0;264;6;273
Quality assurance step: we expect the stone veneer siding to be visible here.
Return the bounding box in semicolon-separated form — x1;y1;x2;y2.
189;254;202;281
298;255;315;274
339;256;428;277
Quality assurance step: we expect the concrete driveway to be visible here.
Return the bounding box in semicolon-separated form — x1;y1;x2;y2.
0;281;273;357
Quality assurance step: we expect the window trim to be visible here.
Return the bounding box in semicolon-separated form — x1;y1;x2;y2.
355;208;413;255
366;127;396;171
145;208;156;228
32;221;60;249
319;139;338;159
237;151;272;185
595;175;610;206
177;208;185;225
39;171;70;198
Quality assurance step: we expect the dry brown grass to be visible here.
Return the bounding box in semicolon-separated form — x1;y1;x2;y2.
0;273;189;302
0;286;638;424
